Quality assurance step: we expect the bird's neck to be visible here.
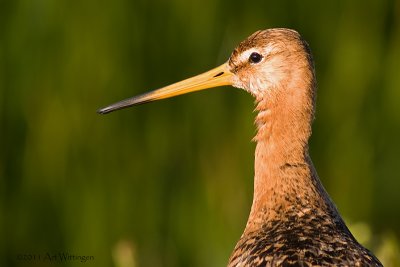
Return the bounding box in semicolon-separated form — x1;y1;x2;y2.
245;82;336;233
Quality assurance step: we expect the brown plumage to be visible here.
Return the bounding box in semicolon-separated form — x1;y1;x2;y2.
98;28;382;266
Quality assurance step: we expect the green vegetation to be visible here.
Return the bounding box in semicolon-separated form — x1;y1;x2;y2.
1;0;399;266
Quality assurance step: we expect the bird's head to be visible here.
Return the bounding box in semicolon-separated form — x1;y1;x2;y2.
98;28;314;114
228;29;314;98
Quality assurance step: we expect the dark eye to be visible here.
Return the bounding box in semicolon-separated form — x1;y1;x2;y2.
249;52;263;64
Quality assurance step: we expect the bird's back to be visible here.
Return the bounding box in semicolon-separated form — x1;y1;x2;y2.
228;185;382;267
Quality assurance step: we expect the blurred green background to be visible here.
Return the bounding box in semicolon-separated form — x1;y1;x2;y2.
1;0;400;266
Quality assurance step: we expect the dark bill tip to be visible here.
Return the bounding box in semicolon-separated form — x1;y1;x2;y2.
97;107;114;114
97;93;155;115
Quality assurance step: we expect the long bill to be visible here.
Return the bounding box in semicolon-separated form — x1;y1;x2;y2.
97;62;234;114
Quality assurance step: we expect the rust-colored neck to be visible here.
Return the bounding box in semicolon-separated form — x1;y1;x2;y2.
244;73;335;233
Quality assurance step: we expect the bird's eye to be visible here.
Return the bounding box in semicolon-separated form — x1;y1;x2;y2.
249;52;263;64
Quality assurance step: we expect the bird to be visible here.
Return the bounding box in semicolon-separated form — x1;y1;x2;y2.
98;28;382;266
